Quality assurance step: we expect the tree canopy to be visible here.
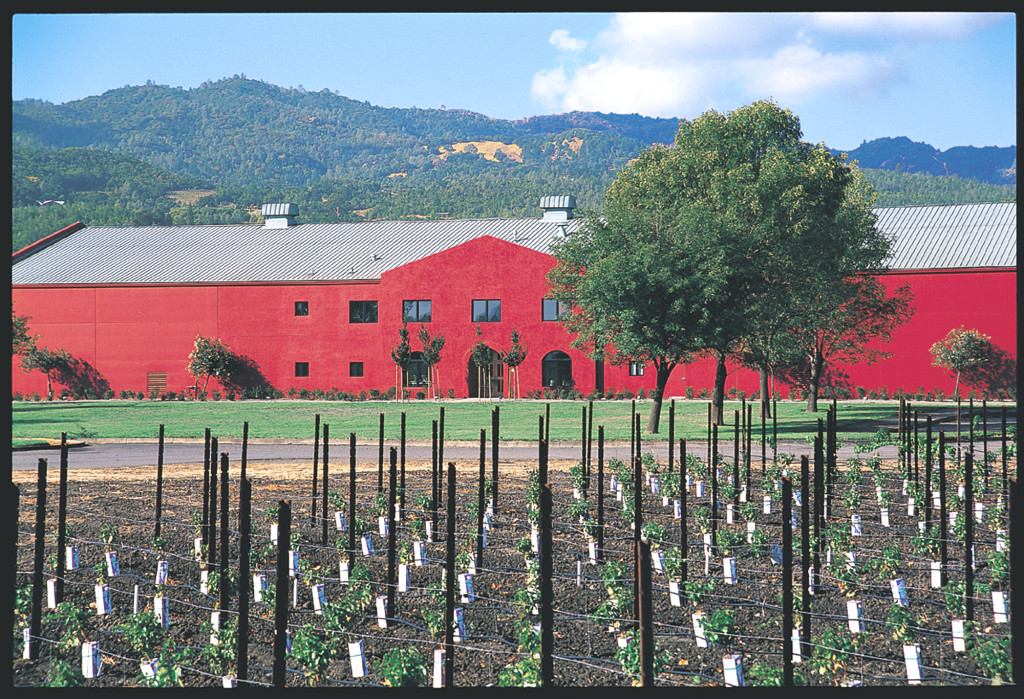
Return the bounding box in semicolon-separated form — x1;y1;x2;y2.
548;100;909;431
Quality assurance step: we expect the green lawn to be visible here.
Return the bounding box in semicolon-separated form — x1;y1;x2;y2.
9;398;919;445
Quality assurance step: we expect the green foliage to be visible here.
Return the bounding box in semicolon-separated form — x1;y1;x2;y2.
885;603;919;644
200;616;238;677
45;601;92;652
120;612;166;658
699;607;734;646
615;629;671;686
379;647;428;687
290;623;334;687
807;626;862;686
47;657;85;687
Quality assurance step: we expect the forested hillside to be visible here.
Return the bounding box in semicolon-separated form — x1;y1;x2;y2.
11;76;1016;252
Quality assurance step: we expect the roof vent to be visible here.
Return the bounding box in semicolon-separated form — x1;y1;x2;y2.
262;203;298;228
540;195;576;221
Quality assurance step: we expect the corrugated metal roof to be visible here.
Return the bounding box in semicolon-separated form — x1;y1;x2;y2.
12;202;1015;286
877;202;1016;270
12;216;582;285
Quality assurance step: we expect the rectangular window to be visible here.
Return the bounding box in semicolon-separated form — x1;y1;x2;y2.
349;362;364;378
349;300;378;323
294;301;309;316
295;362;310;378
403;300;432;323
629;361;645;376
542;298;570;321
472;299;501;323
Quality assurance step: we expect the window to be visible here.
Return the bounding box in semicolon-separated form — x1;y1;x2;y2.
472;299;501;322
295;362;309;378
542;298;570;321
294;301;309;316
629;361;645;376
349;362;364;378
403;300;432;323
542;351;573;388
403;352;428;387
349;300;378;323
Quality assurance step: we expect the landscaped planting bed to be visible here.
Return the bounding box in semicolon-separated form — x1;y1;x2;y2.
11;429;1015;687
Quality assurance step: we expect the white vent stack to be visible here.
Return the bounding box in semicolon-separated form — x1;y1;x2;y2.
262;203;298;228
540;195;576;222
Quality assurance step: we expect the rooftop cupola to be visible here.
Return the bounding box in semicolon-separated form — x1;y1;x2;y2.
539;195;576;221
262;203;298;228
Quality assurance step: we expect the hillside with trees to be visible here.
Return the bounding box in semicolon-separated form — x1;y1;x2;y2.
11;76;1016;251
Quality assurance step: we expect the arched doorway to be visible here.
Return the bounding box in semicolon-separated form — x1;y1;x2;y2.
541;351;573;389
466;347;504;398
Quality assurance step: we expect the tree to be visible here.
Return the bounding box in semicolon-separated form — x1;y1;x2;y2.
390;320;412;401
417;324;446;400
784;275;914;411
550;100;892;430
20;345;74;400
501;327;528;400
470;324;493;400
930;326;994;399
12;304;36;356
186;335;234;398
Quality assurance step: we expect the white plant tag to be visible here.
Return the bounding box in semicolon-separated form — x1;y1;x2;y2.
903;644;922;684
253;573;267;601
47;578;57;609
414;541;426;566
361;533;374;556
693;612;708;648
156;560;169;586
95;583;111;615
652;550;665;573
289;550;300;577
763;494;772;514
746;521;756;543
459;573;475;603
335;511;346;531
378;515;389;536
82;641;102;678
907;498;915;516
881;508;890;528
723;557;737;584
723;654;744;686
349;640;367;677
338;560;349;584
154;595;169;627
951;619;966;651
106;550;120;577
992;590;1008;623
376;595;388;628
312;583;325;615
589;540;599;565
674;499;681;519
66;545;79;570
891;577;908;606
398;563;409;592
669;580;681;607
847;600;864;633
433;648;445;688
851;514;862;536
931;561;942;588
454;607;466;642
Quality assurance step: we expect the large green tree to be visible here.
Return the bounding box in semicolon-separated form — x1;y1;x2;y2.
549;100;899;431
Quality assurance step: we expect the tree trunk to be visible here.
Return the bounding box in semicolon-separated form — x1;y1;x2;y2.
712;351;727;425
645;362;676;434
758;365;771;419
806;347;825;413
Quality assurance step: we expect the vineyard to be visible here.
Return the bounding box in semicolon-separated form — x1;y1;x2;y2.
11;401;1018;687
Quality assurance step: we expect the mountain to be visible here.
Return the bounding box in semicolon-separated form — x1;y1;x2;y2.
11;77;1016;251
831;136;1015;186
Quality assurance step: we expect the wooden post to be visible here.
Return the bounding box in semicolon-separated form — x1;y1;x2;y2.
782;476;794;687
924;416;933;532
29;458;46;660
400;412;407;516
241;421;248;484
492;406;500;508
219;452;230;611
386;447;398;620
236;477;251;684
209;438;218;567
586;400;593;494
311;413;320;524
597;425;605;564
711;423;719;550
321;423;330;547
800;455;811;661
444;462;456;687
733;409;740;509
348;432;356;571
679;438;688;588
477;430;486;567
56;433;69;604
378;413;385;494
668;400;675;474
939;431;948;587
202;428;211;559
272;500;290;688
432;420;439;536
964;452;975;624
154;425;164;541
636;537;654;686
538;481;554;687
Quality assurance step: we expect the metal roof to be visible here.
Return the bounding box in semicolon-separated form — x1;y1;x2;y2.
11;215;582;285
878;202;1016;270
12;202;1015;286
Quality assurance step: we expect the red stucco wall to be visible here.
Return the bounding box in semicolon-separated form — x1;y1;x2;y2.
11;236;1016;400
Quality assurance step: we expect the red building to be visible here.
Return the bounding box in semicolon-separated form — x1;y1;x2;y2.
11;199;1016;400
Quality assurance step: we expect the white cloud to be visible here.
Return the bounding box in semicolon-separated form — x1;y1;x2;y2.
531;11;1002;118
549;29;587;53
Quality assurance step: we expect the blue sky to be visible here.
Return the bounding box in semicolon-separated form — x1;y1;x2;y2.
11;12;1016;152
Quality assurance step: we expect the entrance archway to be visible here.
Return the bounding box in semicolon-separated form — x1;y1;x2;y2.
466;347;503;398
